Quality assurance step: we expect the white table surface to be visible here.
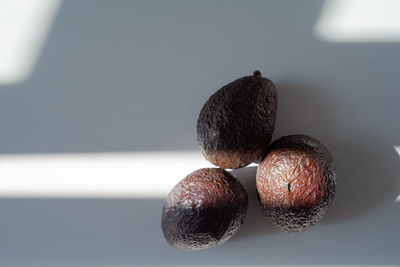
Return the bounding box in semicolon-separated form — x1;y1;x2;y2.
0;1;399;266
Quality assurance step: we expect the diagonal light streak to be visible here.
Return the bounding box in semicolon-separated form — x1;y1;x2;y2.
0;0;61;85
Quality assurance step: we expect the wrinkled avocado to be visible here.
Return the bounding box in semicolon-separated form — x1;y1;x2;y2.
256;135;336;232
197;71;277;169
161;168;248;250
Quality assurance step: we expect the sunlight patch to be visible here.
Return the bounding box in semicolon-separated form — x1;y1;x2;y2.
0;151;215;198
0;0;61;85
314;0;400;42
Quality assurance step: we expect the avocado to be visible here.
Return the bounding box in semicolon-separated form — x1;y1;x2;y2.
256;135;336;232
161;168;248;250
197;71;277;169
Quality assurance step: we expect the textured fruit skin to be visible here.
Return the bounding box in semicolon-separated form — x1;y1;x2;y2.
161;168;248;250
256;135;336;232
197;71;277;169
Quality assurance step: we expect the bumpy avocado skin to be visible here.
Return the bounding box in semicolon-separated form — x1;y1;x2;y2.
161;168;248;250
256;135;336;232
197;71;277;169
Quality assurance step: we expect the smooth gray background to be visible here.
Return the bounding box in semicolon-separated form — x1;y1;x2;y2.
0;0;399;266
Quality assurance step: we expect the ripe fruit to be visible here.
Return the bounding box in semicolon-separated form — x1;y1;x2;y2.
197;70;277;169
161;168;248;250
256;135;336;232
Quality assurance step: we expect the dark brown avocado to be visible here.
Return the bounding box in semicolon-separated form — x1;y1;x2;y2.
256;135;336;232
161;168;248;250
197;71;277;169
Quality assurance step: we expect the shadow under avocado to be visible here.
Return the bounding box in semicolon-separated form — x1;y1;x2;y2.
230;79;399;240
227;166;279;242
276;79;399;224
323;138;399;224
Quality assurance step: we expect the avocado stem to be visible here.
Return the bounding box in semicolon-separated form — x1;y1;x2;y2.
253;70;262;77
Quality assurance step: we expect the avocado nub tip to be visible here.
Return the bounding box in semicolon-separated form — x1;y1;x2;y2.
253;70;262;77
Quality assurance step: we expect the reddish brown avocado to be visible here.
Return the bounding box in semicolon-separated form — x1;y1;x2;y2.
197;71;277;169
161;168;248;250
256;135;336;232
